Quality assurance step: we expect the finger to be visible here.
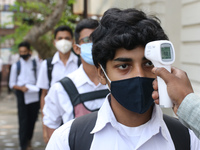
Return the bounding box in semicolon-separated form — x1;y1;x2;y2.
152;67;173;84
152;91;159;100
152;79;158;90
154;99;159;105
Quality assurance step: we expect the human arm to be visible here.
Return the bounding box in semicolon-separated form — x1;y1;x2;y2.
151;67;200;139
46;127;55;140
177;93;200;139
36;60;49;143
45;120;73;150
9;63;28;92
40;89;48;143
43;82;73;140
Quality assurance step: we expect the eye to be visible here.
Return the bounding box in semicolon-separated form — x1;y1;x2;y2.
118;64;129;70
144;61;154;67
65;37;71;40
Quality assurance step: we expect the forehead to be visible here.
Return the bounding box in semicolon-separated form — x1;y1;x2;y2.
79;28;95;40
19;46;29;52
113;47;145;60
55;31;72;39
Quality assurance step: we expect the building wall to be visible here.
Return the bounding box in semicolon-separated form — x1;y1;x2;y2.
181;0;200;94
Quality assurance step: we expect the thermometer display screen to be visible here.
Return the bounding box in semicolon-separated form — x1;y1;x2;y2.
161;46;171;59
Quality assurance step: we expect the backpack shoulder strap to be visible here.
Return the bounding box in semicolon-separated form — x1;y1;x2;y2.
32;59;37;80
77;56;81;67
16;60;20;76
59;77;80;116
46;57;53;88
80;90;109;102
69;111;97;150
69;113;191;150
163;114;190;150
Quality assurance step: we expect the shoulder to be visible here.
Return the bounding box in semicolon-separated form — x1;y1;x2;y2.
46;119;74;149
67;66;81;80
40;59;47;68
48;81;64;93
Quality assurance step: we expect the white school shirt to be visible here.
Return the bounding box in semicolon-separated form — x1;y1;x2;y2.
36;51;79;89
46;94;200;150
9;57;40;104
43;64;107;129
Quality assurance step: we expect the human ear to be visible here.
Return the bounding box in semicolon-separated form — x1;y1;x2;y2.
97;65;107;85
73;44;81;55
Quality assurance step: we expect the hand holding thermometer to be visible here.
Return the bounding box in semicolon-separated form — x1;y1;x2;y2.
145;40;175;108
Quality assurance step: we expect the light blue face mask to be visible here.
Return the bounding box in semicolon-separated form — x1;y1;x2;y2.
77;43;94;65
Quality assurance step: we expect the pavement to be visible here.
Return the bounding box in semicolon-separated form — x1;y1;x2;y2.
0;87;46;150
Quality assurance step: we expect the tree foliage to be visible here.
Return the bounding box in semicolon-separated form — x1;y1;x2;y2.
0;0;79;59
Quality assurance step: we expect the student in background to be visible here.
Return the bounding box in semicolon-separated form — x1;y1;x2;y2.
43;18;108;141
36;25;80;143
9;41;40;150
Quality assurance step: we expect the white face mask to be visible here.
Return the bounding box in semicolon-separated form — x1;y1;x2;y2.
55;39;72;54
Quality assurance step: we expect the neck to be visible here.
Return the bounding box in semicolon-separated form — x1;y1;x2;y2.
23;56;31;61
110;95;153;127
82;60;100;86
59;51;71;65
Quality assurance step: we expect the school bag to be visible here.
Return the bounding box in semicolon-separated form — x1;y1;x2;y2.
46;56;81;88
16;59;37;80
69;111;190;150
59;77;109;118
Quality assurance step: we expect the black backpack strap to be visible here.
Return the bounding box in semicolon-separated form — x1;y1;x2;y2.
16;60;20;76
80;90;109;102
60;77;80;116
77;56;81;67
69;113;191;150
32;59;37;80
60;77;109;106
46;57;53;88
163;114;190;150
69;111;97;150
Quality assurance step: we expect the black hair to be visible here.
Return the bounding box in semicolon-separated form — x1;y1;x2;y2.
74;19;99;44
91;8;169;70
18;41;31;50
54;25;73;39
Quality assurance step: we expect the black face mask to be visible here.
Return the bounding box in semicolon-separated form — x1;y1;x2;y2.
110;77;155;114
20;54;30;60
100;65;154;114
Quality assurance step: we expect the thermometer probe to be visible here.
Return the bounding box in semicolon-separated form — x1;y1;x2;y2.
145;40;175;108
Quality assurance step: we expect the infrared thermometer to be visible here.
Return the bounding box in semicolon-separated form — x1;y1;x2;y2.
145;40;175;108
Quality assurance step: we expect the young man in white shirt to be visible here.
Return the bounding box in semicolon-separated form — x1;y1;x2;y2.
36;25;79;143
46;8;200;150
43;19;108;141
9;41;40;150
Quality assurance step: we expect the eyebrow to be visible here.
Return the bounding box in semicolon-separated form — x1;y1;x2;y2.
143;57;148;60
113;57;133;62
113;56;149;62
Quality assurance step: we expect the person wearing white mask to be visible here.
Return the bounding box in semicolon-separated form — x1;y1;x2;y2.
36;26;80;143
43;19;108;141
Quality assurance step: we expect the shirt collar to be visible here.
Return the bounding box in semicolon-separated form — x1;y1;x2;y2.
71;64;103;88
91;96;170;142
51;51;77;65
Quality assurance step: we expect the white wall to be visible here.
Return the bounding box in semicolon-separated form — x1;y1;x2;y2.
181;0;200;95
